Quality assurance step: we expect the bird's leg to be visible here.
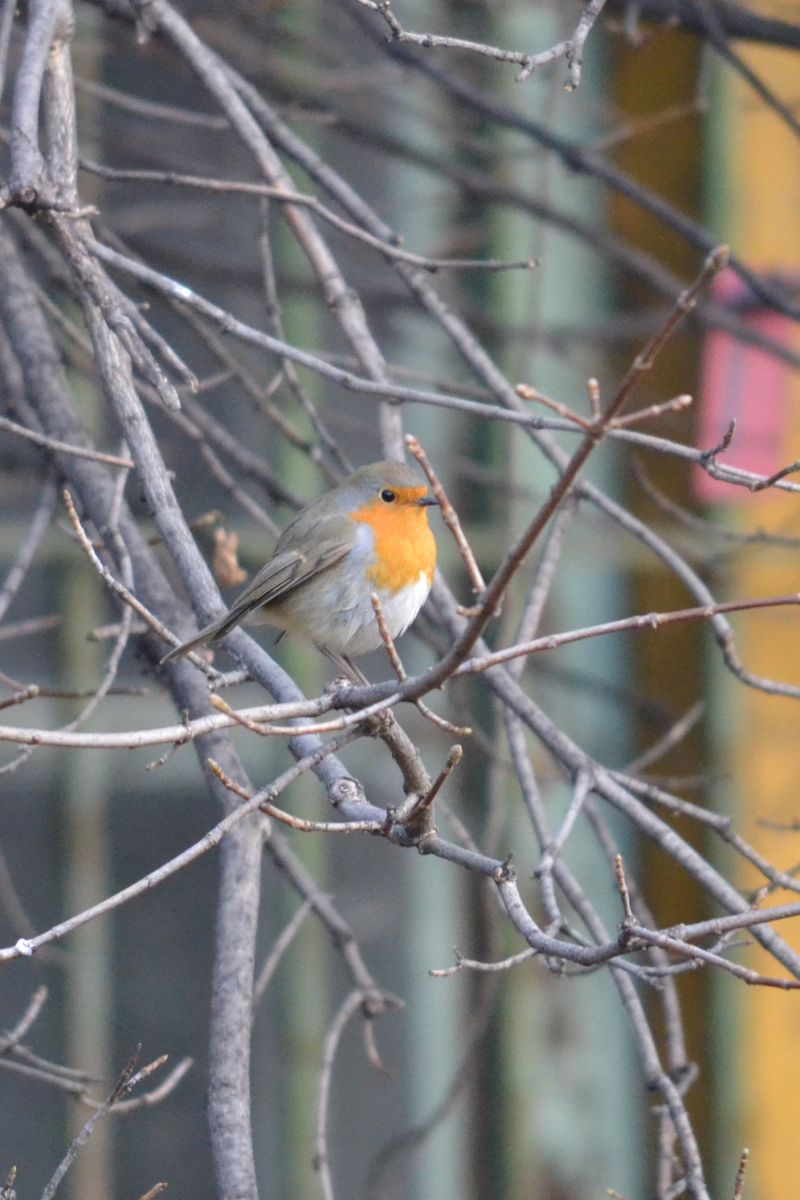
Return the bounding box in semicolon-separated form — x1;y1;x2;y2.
319;647;399;740
318;646;369;687
341;654;370;687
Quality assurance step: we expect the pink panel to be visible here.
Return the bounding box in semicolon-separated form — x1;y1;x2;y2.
695;269;793;504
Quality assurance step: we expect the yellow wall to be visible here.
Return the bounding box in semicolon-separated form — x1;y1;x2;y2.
718;32;800;1199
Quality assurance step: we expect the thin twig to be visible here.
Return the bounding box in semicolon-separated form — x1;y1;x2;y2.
609;393;693;429
451;592;800;679
63;488;219;676
430;946;535;977
81;158;535;274
0;478;57;622
401;744;463;834
210;690;403;739
253;900;314;1009
40;1051;168;1200
405;433;486;601
314;990;364;1200
369;592;471;736
88;1056;193;1114
0;985;49;1052
732;1148;750;1200
210;756;385;834
516;381;595;432
614;854;636;926
370;0;607;89
536;770;594;884
0;733;356;962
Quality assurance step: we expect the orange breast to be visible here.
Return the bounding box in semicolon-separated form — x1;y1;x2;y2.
351;500;436;594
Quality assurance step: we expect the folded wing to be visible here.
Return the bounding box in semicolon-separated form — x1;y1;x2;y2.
161;527;353;663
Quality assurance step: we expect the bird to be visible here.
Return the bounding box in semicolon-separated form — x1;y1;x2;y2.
162;460;439;676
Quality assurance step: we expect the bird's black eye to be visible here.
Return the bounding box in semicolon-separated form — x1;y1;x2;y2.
380;488;397;503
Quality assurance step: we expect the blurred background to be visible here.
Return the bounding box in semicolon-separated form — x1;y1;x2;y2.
2;2;800;1198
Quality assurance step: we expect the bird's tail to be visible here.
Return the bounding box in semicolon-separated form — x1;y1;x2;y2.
160;610;239;665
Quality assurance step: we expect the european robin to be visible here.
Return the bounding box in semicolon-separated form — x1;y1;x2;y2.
162;461;439;673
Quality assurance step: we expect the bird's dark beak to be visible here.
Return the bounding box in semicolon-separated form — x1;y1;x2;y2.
417;493;439;507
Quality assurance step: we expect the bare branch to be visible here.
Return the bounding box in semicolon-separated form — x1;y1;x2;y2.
40;1050;170;1200
367;0;608;89
0;733;356;963
314;990;364;1200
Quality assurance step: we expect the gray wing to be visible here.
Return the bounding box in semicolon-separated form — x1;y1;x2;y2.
225;533;352;618
161;521;354;663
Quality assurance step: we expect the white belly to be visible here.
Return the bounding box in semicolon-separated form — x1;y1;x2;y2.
341;571;432;655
